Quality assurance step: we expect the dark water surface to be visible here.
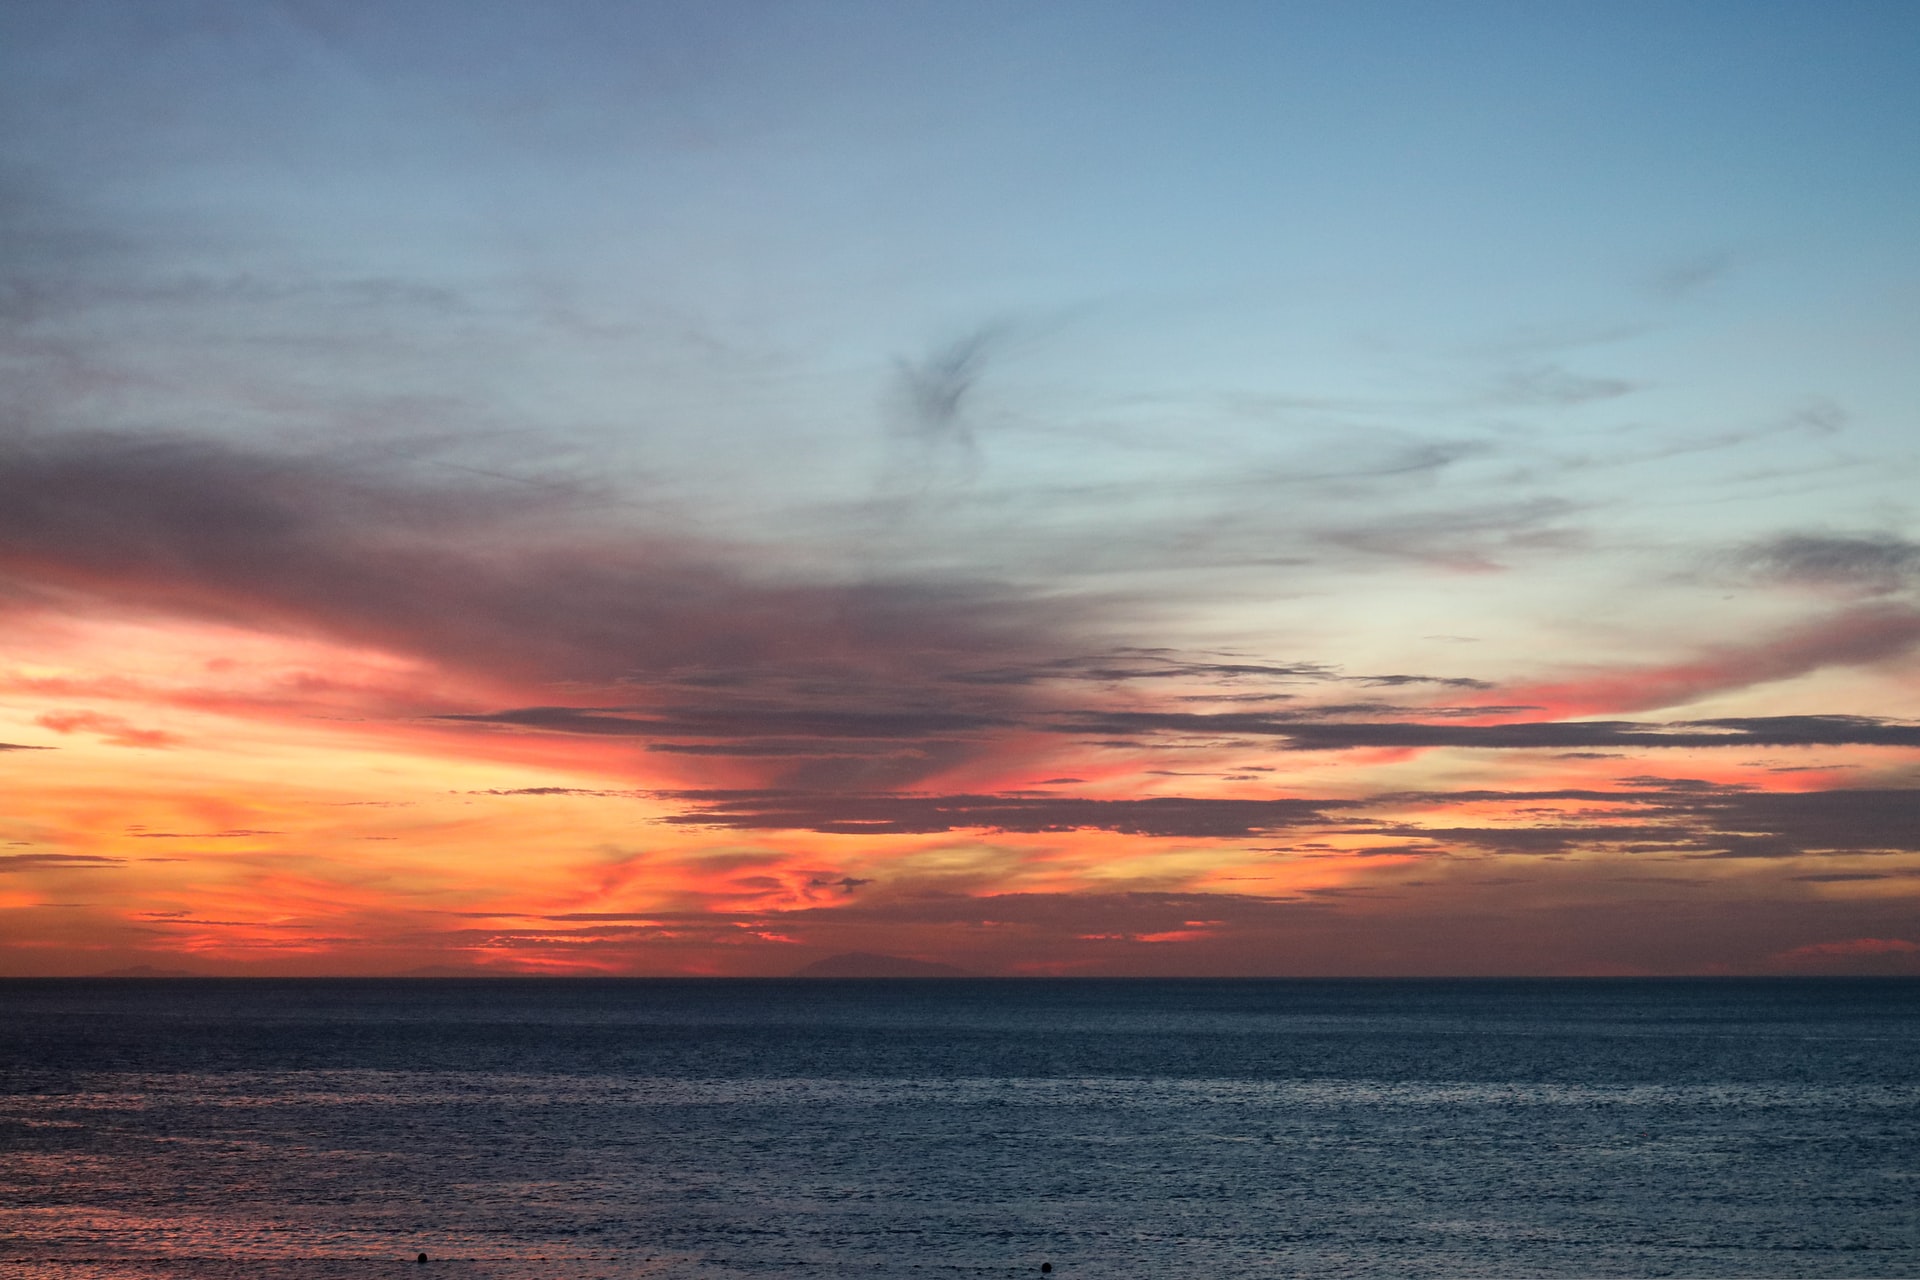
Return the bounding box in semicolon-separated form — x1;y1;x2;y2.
1;978;1916;1278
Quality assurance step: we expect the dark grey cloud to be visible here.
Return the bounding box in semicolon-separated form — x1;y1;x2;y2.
946;652;1336;688
0;742;51;750
1790;872;1888;883
441;704;1012;740
809;876;873;893
1356;673;1495;690
661;791;1347;838
1045;712;1920;751
1380;785;1920;859
873;328;1008;504
944;651;1490;692
1670;789;1920;857
1732;533;1920;593
648;781;1920;862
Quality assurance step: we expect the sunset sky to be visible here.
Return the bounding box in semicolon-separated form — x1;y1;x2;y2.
4;0;1919;976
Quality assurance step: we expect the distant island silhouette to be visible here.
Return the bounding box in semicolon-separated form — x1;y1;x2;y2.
92;965;201;978
792;952;973;978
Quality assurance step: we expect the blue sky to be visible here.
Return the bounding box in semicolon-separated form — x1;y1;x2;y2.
8;2;1918;548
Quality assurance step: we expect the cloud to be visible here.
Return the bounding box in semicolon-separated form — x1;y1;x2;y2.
945;652;1336;688
1774;937;1919;962
1731;533;1920;594
875;327;1007;500
410;875;1920;977
0;428;1085;685
1492;365;1638;407
1043;711;1920;752
1381;825;1691;855
1672;788;1920;856
944;651;1490;692
1493;606;1920;714
662;791;1346;837
0;853;123;872
1789;872;1888;883
648;781;1920;863
645;741;910;757
1384;785;1920;859
12;427;1897;800
894;329;999;448
808;876;872;893
0;426;1110;784
35;710;176;747
1356;673;1494;690
442;704;1013;740
1315;498;1583;571
1650;249;1740;301
469;787;646;797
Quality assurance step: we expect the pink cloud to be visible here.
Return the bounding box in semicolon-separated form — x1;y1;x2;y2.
1776;937;1920;963
35;710;177;748
1496;605;1920;716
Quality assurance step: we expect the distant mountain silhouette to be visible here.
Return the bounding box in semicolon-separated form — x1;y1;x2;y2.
395;965;522;978
792;952;973;978
92;964;200;977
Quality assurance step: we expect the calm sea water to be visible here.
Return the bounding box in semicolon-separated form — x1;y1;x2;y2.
1;978;1915;1279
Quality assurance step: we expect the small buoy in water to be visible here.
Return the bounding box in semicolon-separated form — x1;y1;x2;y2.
417;1252;428;1265
1041;1265;1052;1274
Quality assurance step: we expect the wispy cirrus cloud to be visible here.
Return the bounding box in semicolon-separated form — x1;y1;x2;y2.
1489;606;1920;715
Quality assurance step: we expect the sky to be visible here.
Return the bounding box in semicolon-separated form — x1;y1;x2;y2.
3;0;1919;976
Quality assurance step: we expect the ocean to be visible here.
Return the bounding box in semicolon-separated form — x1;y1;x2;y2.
1;978;1915;1278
